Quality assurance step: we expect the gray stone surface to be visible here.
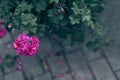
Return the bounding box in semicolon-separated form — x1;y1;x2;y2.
37;37;52;59
0;76;4;80
48;55;69;75
90;58;116;80
5;71;24;80
34;73;52;80
83;22;102;61
0;32;12;45
65;44;81;54
66;50;93;80
56;74;73;80
10;29;21;40
49;37;63;54
116;71;120;80
99;0;120;45
3;64;18;74
0;42;16;57
103;46;120;71
83;46;102;61
0;68;4;80
21;56;43;78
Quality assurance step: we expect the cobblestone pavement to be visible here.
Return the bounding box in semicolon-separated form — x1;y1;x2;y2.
0;0;120;80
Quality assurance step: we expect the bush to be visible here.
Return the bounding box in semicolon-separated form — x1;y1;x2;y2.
0;0;108;50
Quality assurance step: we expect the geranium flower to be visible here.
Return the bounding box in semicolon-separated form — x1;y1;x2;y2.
13;33;39;56
0;27;7;38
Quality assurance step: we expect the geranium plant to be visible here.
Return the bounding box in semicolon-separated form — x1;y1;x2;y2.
13;33;39;56
0;0;109;51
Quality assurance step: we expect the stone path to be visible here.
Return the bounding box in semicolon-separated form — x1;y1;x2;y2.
0;0;120;80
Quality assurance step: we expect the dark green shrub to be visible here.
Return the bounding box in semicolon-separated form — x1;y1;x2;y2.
0;0;107;50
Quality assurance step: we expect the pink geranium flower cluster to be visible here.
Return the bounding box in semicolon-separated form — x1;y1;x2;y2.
0;20;7;38
13;33;39;56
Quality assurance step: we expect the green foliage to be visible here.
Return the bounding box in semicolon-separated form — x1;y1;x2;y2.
86;38;114;52
49;0;59;4
69;0;105;37
34;0;47;12
0;0;106;51
71;25;84;43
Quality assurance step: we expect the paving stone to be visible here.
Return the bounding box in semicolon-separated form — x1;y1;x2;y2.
37;37;52;59
0;42;16;57
103;46;120;71
0;68;4;80
1;45;20;74
65;44;81;54
90;58;116;80
10;29;21;40
3;64;18;74
34;73;52;80
116;71;120;80
0;76;4;80
66;50;93;80
5;71;24;80
83;25;102;61
0;32;12;45
49;36;63;54
21;56;43;78
83;46;102;61
48;55;69;75
56;74;72;80
99;0;120;45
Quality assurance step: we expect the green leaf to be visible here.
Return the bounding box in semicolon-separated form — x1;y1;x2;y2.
15;1;33;12
21;13;37;26
69;15;81;25
59;18;69;26
47;9;55;17
71;26;84;43
48;8;64;24
49;0;59;4
35;0;47;12
30;27;37;33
